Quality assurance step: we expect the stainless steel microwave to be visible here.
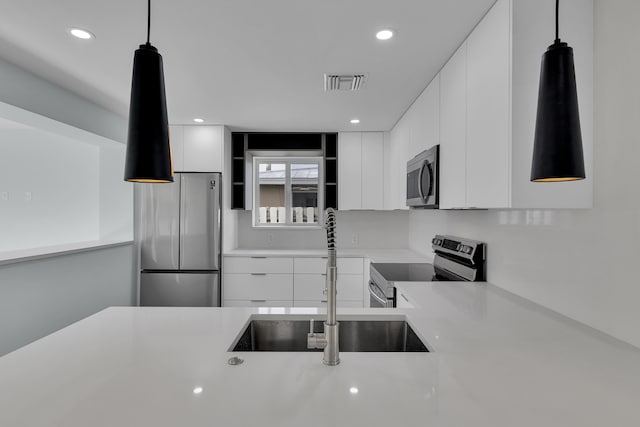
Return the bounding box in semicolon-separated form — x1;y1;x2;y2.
406;145;439;208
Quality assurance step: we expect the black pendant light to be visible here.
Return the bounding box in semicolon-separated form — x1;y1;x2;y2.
124;0;173;183
530;0;585;182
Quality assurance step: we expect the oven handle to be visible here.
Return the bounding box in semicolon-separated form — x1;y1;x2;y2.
369;281;391;307
417;162;425;202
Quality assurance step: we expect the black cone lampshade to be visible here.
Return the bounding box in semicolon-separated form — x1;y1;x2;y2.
124;1;173;183
530;0;585;182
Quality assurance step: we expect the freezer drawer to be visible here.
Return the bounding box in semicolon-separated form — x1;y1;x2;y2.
140;272;220;307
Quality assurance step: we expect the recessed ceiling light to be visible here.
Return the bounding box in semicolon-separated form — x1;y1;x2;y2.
69;28;94;40
193;387;204;395
193;118;204;123
349;387;359;394
376;29;394;41
350;119;360;124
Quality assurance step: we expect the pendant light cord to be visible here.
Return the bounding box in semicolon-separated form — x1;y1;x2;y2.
555;0;560;43
146;0;151;45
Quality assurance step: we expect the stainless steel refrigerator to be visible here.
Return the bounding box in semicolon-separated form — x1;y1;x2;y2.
139;173;221;307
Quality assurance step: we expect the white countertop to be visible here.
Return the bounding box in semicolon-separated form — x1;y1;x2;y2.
224;247;430;263
1;283;639;426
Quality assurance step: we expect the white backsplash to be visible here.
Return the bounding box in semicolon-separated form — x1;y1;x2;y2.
409;0;640;349
236;210;410;250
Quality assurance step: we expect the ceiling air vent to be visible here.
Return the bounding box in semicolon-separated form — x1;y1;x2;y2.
324;74;367;91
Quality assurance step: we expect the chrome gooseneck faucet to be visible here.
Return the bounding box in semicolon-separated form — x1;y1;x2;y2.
307;208;339;365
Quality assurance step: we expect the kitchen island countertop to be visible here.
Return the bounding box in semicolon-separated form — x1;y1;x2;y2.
0;282;639;426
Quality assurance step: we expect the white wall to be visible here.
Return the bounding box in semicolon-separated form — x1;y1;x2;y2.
235;210;409;250
0;127;100;251
0;244;136;356
0;56;135;356
408;0;640;348
0;57;126;143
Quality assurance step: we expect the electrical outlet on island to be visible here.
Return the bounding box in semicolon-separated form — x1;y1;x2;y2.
351;233;359;246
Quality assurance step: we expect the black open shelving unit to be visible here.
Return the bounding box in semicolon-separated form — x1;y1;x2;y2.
230;132;338;210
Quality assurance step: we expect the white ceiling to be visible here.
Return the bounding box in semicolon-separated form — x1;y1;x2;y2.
0;0;495;132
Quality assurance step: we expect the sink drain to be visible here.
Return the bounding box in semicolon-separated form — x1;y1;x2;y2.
228;356;244;366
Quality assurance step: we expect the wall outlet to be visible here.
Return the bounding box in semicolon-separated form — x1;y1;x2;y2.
266;232;274;246
351;233;359;245
24;192;32;202
0;192;7;201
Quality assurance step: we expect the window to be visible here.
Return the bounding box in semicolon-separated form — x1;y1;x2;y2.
253;157;323;227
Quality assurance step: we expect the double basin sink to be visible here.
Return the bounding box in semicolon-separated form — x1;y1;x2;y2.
230;316;429;352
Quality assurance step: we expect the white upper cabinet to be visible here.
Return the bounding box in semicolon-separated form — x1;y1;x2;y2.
412;75;440;156
388;118;411;210
182;126;224;172
338;132;362;210
169;125;185;172
338;132;384;210
439;42;467;210
426;0;592;209
361;132;384;210
466;0;511;208
387;76;440;210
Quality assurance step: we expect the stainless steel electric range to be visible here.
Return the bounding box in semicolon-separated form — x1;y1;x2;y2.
369;235;486;308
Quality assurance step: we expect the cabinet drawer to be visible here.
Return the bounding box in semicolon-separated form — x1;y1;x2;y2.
223;300;292;307
294;274;363;301
395;290;415;308
223;274;293;300
293;300;364;308
224;257;293;274
293;257;363;274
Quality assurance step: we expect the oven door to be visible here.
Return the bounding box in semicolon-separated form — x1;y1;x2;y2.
369;281;394;308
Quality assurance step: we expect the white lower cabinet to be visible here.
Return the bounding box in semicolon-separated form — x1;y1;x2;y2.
293;257;364;307
293;301;363;308
223;256;294;306
224;300;293;307
223;256;365;307
293;274;364;302
395;290;414;308
223;274;293;301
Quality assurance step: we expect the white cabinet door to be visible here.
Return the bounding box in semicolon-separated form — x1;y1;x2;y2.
224;256;294;274
395;290;414;308
466;0;511;208
293;274;363;302
223;274;293;300
439;42;468;209
294;257;363;275
412;75;440;155
169;125;185;172
361;133;384;210
294;274;326;301
224;300;292;307
389;119;410;210
183;126;224;172
293;301;363;308
338;132;363;210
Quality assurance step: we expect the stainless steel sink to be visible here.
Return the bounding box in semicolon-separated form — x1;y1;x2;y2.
230;318;429;352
